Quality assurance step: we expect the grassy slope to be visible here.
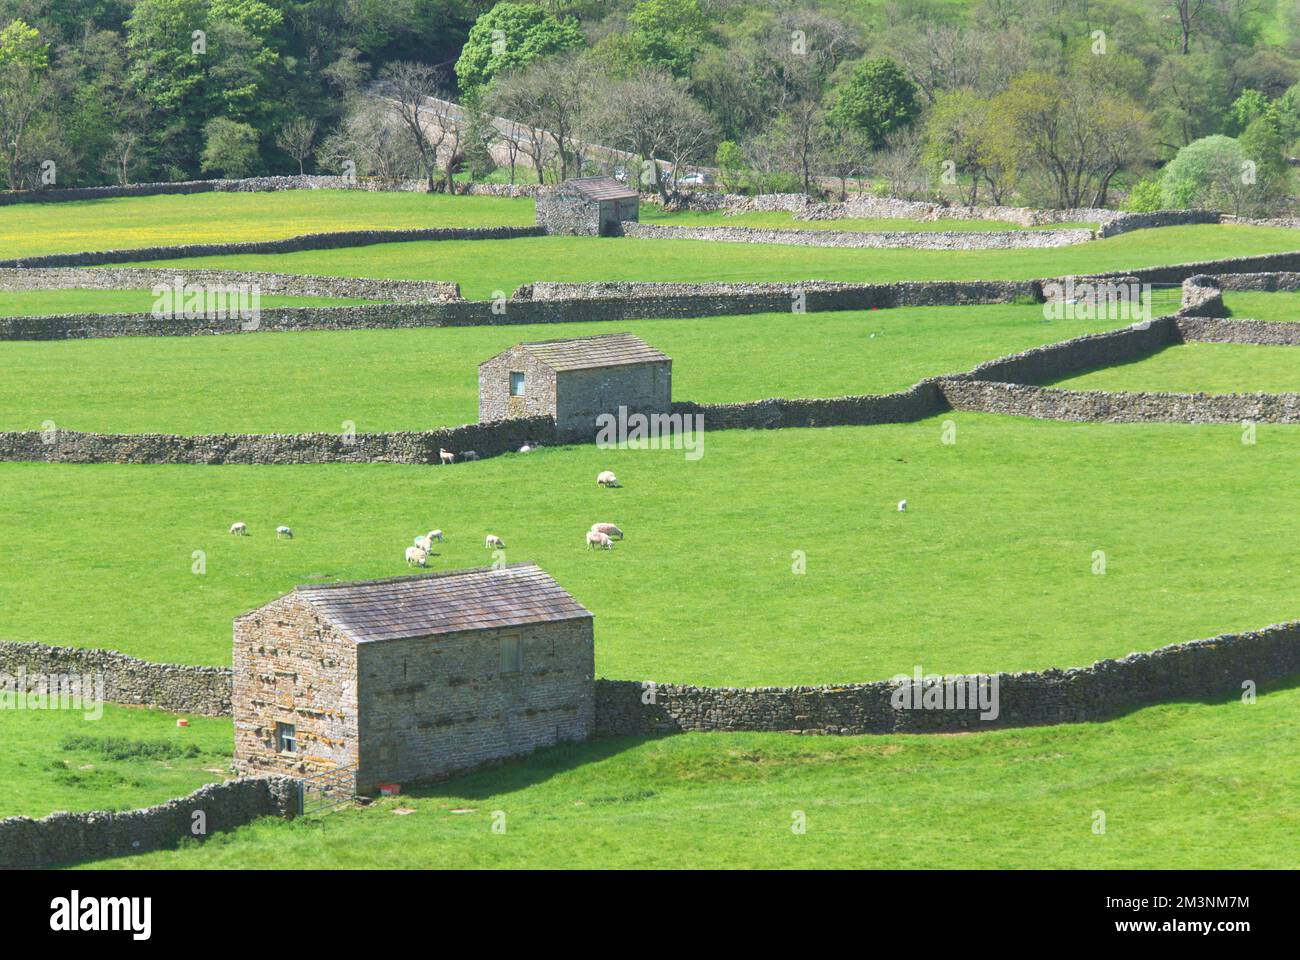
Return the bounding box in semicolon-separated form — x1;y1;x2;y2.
0;304;1131;435
641;207;1098;232
0;290;375;318
87;685;1300;870
121;226;1300;300
4;415;1300;682
0;705;231;819
1223;290;1300;321
0;191;535;259
1054;343;1300;394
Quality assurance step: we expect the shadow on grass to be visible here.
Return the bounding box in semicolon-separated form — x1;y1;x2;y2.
397;733;672;802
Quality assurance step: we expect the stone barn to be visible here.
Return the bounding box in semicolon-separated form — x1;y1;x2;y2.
232;563;594;793
478;332;672;438
536;176;640;235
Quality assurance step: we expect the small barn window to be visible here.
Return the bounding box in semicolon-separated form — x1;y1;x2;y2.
500;633;522;675
276;722;297;754
509;371;525;397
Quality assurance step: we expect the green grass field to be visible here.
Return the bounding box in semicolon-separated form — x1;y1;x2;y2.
642;206;1098;232
1054;343;1300;395
1223;290;1300;321
0;289;376;318
120;226;1300;300
0;190;535;259
3;415;1299;683
0;304;1129;435
84;684;1300;869
0;705;231;819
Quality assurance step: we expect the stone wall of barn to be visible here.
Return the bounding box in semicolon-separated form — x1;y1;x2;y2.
536;187;602;235
232;595;360;782
354;618;595;791
478;347;559;423
555;361;673;436
0;777;299;869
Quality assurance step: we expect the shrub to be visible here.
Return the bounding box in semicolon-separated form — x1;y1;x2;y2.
1123;178;1165;212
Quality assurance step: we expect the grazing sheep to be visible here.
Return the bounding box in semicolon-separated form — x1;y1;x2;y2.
590;522;623;540
518;443;535;453
586;530;614;551
897;499;907;512
229;522;247;536
485;534;505;550
276;526;293;539
461;450;480;461
597;470;619;487
414;535;434;553
405;546;428;567
439;447;455;464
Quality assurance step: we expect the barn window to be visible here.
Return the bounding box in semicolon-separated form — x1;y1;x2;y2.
500;633;522;675
509;371;525;397
276;722;297;754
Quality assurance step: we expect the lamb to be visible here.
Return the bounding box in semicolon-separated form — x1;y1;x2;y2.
405;546;428;567
229;522;247;536
428;529;444;542
276;526;293;539
596;470;619;487
485;534;506;550
586;530;614;550
590;522;623;540
897;499;907;512
439;447;455;464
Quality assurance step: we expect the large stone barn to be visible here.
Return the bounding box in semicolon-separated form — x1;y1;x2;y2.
232;563;594;793
536;176;640;235
478;332;672;438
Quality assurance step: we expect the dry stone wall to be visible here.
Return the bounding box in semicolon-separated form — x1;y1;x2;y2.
0;267;460;302
0;777;298;869
941;379;1300;423
0;640;232;715
0;175;544;206
0;225;544;269
1176;315;1300;345
0;279;1040;341
622;221;1095;249
670;381;944;430
595;620;1300;736
0;417;554;465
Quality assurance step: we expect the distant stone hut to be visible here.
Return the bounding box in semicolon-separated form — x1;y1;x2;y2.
232;563;594;793
536;176;640;235
478;332;672;438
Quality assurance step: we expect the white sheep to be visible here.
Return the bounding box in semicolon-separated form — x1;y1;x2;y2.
586;530;614;550
439;447;455;464
276;526;293;539
518;443;535;453
461;450;480;461
428;529;444;543
414;535;434;553
405;546;428;567
597;470;619;487
897;499;907;512
485;534;505;550
229;522;247;536
590;522;623;540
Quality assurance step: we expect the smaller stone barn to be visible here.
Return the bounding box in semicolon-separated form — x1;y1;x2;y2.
232;563;594;793
536;176;640;235
478;332;672;437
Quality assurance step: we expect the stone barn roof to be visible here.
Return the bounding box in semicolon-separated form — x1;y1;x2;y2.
502;332;671;373
269;563;591;643
564;176;639;201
